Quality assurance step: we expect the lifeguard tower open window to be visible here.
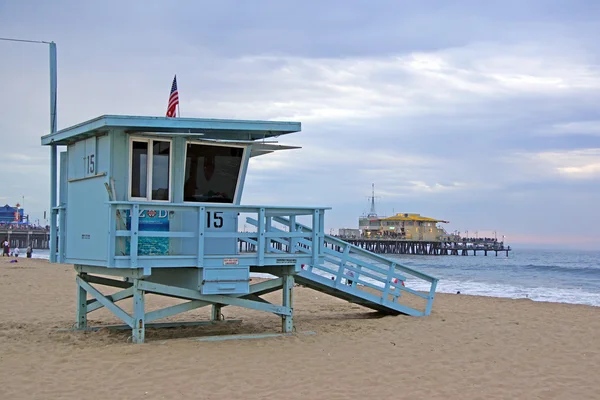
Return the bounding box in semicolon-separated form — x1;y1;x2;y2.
183;142;244;203
129;138;172;201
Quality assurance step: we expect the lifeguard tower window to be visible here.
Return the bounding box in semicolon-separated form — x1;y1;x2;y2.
129;138;171;201
184;143;243;203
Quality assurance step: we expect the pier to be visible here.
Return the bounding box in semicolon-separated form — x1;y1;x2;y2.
0;227;50;249
336;237;511;256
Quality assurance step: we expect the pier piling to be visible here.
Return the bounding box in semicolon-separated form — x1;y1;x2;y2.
335;237;511;256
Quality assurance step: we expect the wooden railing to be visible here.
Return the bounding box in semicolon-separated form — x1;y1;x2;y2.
105;202;328;269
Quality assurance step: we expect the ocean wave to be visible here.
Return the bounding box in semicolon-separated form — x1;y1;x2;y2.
519;263;600;277
408;278;600;307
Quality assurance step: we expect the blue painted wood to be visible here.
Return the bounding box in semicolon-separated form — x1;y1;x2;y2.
76;276;134;327
271;215;434;283
200;267;249;295
247;218;412;288
171;136;185;203
282;274;294;333
311;210;320;266
84;274;133;288
294;271;424;316
144;276;285;316
106;206;116;267
75;264;146;278
76;275;87;328
43;113;439;343
258;208;265;265
132;279;145;343
131;204;139;268
197;206;205;266
87;287;133;313
41;115;301;145
145;300;210;323
49;145;57;263
234;145;252;204
59;152;68;262
211;304;222;321
425;278;439;316
61;320;242;332
137;280;291;316
252;215;437;316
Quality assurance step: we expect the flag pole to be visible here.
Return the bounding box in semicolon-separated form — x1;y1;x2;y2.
176;75;180;117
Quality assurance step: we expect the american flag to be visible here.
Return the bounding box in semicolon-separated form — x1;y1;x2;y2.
166;75;179;117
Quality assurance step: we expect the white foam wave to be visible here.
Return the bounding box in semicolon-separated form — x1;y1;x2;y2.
407;278;600;307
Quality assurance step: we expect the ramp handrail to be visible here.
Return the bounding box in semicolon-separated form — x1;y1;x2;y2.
247;216;439;316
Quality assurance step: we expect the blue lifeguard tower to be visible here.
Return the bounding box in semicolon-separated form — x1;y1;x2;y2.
41;115;438;343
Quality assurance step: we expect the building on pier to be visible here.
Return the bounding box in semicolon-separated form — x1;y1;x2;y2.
359;213;453;241
344;186;509;255
380;213;451;241
355;185;455;241
0;204;28;225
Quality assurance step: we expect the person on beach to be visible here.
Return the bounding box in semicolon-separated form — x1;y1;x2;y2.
26;245;32;258
2;239;8;257
13;247;19;258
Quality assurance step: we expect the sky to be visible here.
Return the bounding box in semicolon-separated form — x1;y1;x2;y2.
1;0;599;250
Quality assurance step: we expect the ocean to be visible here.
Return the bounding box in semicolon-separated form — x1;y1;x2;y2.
28;248;600;307
391;249;600;307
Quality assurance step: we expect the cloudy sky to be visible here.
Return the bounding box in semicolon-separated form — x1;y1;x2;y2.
1;0;599;249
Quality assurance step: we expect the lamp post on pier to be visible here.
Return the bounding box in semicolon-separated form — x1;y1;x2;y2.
0;37;58;261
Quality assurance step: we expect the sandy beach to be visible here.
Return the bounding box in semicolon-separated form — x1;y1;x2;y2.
1;258;599;400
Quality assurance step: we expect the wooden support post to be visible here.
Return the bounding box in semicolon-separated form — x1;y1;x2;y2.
132;278;145;344
211;304;222;321
76;272;88;328
281;273;294;333
425;279;438;316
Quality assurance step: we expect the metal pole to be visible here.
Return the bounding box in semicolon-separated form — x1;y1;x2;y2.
49;42;58;262
50;42;57;133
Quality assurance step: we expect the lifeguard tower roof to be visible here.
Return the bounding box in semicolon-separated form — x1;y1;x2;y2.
41;114;301;146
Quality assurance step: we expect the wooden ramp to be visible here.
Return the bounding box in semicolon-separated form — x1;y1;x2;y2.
249;217;439;317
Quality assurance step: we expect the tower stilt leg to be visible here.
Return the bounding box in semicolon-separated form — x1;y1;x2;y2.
132;279;145;344
76;272;88;329
211;304;222;321
282;273;294;333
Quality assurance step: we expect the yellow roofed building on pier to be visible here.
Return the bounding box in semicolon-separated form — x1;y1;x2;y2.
359;213;453;241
